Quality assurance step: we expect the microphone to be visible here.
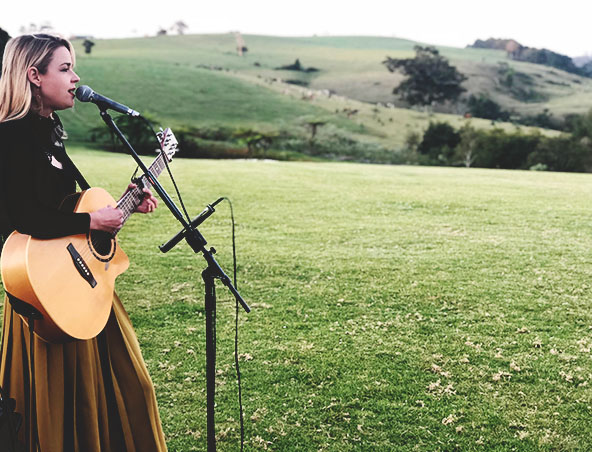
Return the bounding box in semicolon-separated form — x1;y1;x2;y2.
159;198;225;253
75;85;140;116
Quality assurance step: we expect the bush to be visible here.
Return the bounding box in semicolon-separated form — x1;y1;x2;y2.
526;136;591;172
515;109;559;130
87;112;161;155
471;128;541;169
417;119;592;172
175;126;248;158
467;94;510;121
417;122;460;165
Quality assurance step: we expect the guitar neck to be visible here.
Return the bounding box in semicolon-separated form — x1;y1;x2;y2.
116;153;168;225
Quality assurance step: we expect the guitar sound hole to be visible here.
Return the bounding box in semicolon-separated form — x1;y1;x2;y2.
90;230;114;257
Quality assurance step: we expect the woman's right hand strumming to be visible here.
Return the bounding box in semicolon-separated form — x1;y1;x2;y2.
89;206;124;233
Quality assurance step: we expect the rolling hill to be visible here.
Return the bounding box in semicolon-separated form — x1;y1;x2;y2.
60;34;582;157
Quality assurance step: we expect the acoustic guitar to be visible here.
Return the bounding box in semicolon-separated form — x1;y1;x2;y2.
0;128;178;343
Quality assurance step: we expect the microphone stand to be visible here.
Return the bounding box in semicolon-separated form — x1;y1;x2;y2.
98;109;250;452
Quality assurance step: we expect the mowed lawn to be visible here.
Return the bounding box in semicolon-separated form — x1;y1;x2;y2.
4;147;592;451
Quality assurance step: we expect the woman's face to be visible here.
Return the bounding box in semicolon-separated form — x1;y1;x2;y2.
36;46;80;116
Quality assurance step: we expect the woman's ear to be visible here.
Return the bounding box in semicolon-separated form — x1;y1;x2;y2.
27;67;41;87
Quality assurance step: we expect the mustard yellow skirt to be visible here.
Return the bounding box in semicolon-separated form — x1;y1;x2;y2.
0;294;167;452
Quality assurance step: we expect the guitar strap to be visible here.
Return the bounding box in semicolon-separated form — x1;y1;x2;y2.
52;147;91;191
50;113;90;192
0;151;90;257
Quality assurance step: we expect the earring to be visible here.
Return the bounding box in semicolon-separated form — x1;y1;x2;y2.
32;85;43;111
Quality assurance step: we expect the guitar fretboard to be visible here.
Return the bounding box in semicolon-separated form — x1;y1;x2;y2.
116;152;168;226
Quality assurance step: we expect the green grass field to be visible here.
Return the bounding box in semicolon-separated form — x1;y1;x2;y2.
4;146;592;450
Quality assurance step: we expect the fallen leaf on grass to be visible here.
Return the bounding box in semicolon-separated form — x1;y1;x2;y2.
250;407;268;422
442;414;456;425
239;353;254;361
492;371;512;382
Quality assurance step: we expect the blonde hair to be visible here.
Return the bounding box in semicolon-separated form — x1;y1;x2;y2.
0;34;75;122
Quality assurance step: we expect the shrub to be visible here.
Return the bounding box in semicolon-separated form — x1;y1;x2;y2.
467;94;510;121
87;112;161;155
526;136;590;172
471;128;541;169
417;122;460;165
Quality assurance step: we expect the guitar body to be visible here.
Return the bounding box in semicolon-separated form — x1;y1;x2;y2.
1;187;129;343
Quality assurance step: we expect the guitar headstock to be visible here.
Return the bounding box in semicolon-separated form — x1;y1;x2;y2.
156;128;179;161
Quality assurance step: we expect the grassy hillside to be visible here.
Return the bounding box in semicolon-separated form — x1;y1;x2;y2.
5;148;592;450
83;33;589;118
84;33;590;117
62;34;564;159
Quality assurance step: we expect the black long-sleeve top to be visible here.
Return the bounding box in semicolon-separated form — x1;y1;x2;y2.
0;112;90;240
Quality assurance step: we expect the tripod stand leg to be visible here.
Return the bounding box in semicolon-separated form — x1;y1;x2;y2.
203;268;217;452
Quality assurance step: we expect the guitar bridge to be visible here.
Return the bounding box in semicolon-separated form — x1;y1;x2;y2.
67;243;97;288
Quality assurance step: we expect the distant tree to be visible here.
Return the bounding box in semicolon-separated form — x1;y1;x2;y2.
517;108;556;129
275;59;319;72
467;94;510;121
473;128;541;169
526;135;590;172
417;121;461;164
570;108;592;142
404;130;421;152
455;122;480;167
19;23;36;34
233;129;276;157
39;21;54;33
0;27;10;72
83;39;95;55
89;112;160;155
582;61;592;77
383;46;467;107
234;32;248;56
172;21;188;35
525;110;592;171
470;38;586;77
306;120;327;141
283;59;302;71
504;40;521;58
19;21;53;34
156;28;167;36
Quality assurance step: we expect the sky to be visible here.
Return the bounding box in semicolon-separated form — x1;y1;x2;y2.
4;0;591;57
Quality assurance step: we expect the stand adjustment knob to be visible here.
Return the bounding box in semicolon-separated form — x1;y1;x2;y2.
209;247;217;254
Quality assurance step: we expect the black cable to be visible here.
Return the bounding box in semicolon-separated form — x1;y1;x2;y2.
133;115;192;224
222;197;245;451
130;117;246;448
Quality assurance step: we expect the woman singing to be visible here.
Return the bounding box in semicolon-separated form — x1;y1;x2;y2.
0;34;167;451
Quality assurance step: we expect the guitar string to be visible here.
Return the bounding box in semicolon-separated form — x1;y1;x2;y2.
81;130;175;259
76;148;171;265
80;159;161;262
78;161;158;262
79;182;146;263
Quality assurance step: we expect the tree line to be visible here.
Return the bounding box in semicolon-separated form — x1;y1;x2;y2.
470;38;592;78
407;109;592;172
